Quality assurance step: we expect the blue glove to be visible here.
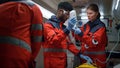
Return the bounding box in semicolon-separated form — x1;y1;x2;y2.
72;27;81;34
67;17;77;30
80;54;93;64
77;20;82;27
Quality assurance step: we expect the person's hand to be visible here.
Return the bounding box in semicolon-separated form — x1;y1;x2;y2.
80;54;93;64
67;17;77;30
77;20;82;27
72;27;81;34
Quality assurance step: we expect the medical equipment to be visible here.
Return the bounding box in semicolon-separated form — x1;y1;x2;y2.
76;63;97;68
105;26;120;62
70;10;77;19
68;10;77;44
96;28;120;64
70;10;77;28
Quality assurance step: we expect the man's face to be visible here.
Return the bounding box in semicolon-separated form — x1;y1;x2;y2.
58;9;70;22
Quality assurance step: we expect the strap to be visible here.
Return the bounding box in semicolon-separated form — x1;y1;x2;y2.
44;48;67;52
0;36;31;52
83;51;106;55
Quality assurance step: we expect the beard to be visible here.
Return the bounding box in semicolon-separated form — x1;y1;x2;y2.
59;15;67;23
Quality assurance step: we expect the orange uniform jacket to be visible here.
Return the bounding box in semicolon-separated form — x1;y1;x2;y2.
0;0;43;68
74;19;108;68
43;16;79;68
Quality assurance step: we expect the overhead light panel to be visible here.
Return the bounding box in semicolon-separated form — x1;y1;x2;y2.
115;0;120;10
100;16;104;19
79;13;87;16
100;12;104;16
81;16;88;19
36;4;55;19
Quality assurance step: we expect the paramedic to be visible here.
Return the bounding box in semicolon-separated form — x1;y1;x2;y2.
72;3;108;68
0;0;43;68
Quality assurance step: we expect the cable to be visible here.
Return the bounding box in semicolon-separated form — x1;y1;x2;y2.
106;29;120;62
96;29;120;64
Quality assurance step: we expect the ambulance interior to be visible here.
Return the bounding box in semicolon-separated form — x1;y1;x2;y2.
33;0;120;68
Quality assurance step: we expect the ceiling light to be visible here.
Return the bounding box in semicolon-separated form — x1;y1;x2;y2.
100;12;104;16
100;16;104;19
81;16;104;20
115;0;120;10
81;16;88;19
79;13;87;16
81;8;86;12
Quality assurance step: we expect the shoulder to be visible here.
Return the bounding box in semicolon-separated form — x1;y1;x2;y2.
16;0;35;6
44;22;54;28
99;21;106;27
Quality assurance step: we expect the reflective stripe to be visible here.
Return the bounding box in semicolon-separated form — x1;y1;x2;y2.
44;48;66;52
84;51;105;55
32;36;42;42
16;0;35;6
31;24;42;30
0;36;31;52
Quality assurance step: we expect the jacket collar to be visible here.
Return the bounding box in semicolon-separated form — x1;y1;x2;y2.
47;15;61;28
49;15;61;23
88;19;101;28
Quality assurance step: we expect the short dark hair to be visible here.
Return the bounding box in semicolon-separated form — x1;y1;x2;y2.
58;2;73;11
87;3;101;18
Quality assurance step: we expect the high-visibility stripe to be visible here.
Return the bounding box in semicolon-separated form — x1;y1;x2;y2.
16;0;35;7
31;24;42;30
44;48;66;52
0;36;31;52
84;51;105;55
32;36;42;42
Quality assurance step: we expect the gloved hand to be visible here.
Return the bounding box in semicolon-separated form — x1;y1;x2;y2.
67;17;77;30
72;27;81;34
80;54;93;64
77;20;82;27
